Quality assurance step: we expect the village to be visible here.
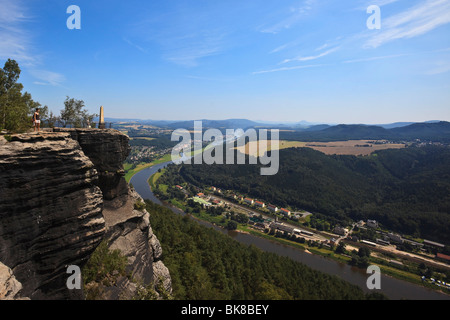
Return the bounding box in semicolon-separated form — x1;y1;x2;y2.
164;180;450;292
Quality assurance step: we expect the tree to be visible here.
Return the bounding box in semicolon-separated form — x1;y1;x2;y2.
335;241;347;254
0;59;42;132
60;96;97;128
226;220;238;231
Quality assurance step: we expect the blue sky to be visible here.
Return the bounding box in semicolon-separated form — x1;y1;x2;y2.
1;0;450;124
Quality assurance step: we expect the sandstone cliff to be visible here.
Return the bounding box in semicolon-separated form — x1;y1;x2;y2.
0;129;171;300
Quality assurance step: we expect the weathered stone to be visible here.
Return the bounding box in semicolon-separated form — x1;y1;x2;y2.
0;132;105;299
0;130;171;300
0;262;27;300
53;128;131;200
103;188;172;298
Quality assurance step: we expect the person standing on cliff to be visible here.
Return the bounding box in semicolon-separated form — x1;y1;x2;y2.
33;108;40;132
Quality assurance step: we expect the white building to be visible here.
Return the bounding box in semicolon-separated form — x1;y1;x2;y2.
244;198;254;205
367;219;378;228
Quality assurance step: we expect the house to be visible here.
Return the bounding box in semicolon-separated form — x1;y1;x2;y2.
280;208;291;217
436;253;450;263
267;204;278;212
388;233;404;244
333;226;348;236
254;201;265;208
175;185;183;190
367;219;378;228
424;239;445;249
244;198;254;205
197;193;204;197
270;222;295;234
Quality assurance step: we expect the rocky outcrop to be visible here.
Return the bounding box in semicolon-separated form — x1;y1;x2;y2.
53;128;131;201
0;262;27;300
0;133;105;299
0;129;171;300
92;188;172;299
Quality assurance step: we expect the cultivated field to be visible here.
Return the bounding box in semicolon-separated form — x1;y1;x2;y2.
235;140;406;156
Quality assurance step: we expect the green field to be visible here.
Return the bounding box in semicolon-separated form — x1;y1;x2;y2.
124;153;172;183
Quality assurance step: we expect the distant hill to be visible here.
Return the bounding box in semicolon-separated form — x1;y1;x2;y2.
377;120;441;129
391;121;450;140
107;117;450;141
165;119;262;130
280;121;450;142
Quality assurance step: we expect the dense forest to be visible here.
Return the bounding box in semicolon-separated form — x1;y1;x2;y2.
145;201;384;300
179;145;450;244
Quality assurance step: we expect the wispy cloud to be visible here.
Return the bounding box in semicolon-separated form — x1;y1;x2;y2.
253;64;326;74
0;0;67;86
343;53;409;64
365;0;450;48
123;37;148;54
164;35;225;68
29;69;66;87
259;0;317;34
0;0;36;65
281;47;340;64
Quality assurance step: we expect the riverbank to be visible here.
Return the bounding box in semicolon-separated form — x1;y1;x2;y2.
124;154;172;183
129;160;450;300
149;167;450;298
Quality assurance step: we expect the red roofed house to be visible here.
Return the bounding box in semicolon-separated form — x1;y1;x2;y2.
436;253;450;263
244;198;254;205
254;201;265;208
280;208;291;217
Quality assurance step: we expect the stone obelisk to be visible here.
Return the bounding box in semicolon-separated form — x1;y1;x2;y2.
99;106;105;129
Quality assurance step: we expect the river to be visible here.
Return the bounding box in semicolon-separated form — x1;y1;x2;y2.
130;161;450;300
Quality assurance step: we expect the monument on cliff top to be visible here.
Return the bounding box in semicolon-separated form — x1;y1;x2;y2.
98;106;105;129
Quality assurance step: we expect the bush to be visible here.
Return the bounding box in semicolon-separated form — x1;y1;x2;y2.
134;200;146;211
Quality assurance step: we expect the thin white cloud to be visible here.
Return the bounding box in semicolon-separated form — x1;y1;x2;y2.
0;0;36;65
0;0;66;86
164;40;224;68
253;64;326;74
365;0;450;48
29;69;66;87
123;37;148;54
343;53;409;64
426;60;450;75
282;47;339;64
259;0;317;34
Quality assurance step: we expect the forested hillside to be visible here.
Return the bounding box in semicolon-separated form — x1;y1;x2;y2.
180;146;450;244
279;121;450;142
146;201;383;300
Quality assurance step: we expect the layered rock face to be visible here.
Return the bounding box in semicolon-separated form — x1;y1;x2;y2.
53;128;131;201
0;133;105;299
0;129;171;300
97;188;172;299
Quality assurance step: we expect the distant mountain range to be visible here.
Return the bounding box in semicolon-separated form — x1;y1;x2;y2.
107;117;442;129
108;117;450;142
